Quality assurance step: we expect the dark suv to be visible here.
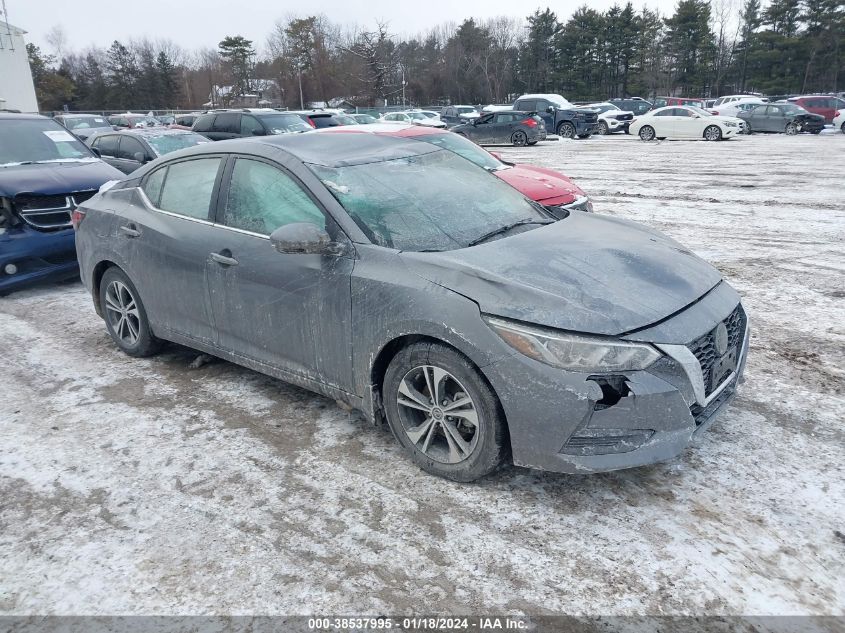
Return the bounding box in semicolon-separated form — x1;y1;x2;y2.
192;109;312;140
609;98;653;116
0;113;123;294
512;94;598;138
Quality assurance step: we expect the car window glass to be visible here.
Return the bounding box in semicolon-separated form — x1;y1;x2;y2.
224;158;325;235
477;115;493;125
768;106;781;115
193;115;214;132
212;113;240;133
495;113;513;123
158;158;221;220
241;115;263;136
143;167;167;206
518;100;537;112
118;136;145;161
97;135;119;156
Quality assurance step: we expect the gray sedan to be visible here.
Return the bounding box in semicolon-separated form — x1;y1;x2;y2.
74;133;749;481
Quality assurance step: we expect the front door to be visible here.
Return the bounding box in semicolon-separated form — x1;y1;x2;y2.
206;156;354;391
469;114;495;143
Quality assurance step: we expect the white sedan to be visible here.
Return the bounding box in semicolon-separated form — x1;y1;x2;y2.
630;106;743;141
834;108;845;133
381;111;447;128
711;97;765;118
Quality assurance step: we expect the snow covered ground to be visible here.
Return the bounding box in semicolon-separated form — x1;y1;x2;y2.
1;133;843;618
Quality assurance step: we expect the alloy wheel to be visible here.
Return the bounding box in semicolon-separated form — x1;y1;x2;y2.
785;122;798;135
597;121;608;135
104;280;140;346
511;130;527;146
639;126;655;141
558;122;576;139
396;365;480;464
704;125;722;141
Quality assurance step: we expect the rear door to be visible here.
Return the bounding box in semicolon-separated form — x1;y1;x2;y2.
206;155;355;390
240;115;265;137
491;113;516;142
119;156;226;344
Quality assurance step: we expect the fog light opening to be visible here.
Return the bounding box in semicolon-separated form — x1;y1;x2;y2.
588;375;631;410
4;263;17;275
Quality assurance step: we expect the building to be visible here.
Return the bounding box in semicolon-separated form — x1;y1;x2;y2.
0;20;38;112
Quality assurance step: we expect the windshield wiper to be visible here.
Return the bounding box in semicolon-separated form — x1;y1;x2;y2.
467;218;553;247
1;161;34;167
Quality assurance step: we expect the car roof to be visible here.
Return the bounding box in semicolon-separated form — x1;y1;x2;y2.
0;112;48;121
162;132;440;168
103;128;199;138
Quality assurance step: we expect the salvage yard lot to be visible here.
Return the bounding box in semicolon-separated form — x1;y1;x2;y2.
1;133;843;616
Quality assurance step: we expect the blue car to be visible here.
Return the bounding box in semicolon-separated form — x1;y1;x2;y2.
0;113;123;295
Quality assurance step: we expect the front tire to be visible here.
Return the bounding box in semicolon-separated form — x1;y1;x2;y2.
638;125;656;141
840;122;845;134
99;267;161;357
704;125;722;141
383;342;508;482
785;122;799;135
597;120;608;135
557;121;576;139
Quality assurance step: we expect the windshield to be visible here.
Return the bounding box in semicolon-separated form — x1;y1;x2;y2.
146;132;210;156
334;115;358;125
309;149;547;252
456;107;476;114
413;133;502;171
354;114;377;124
260;114;312;133
688;106;713;117
782;104;807;114
407;112;427;120
419;112;438;118
0;119;96;166
63;116;111;130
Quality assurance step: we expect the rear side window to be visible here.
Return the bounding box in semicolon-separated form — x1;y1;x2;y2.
311;116;337;128
495;113;515;123
516;100;536;111
158;158;222;220
143;167;167;206
223;158;324;234
193;115;214;132
212;113;240;133
97;135;119;156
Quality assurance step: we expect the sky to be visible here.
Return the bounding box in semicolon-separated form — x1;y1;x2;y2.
7;0;680;55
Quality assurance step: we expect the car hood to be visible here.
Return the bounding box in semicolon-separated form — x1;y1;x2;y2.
0;160;124;197
494;164;585;205
400;212;722;336
602;110;634;118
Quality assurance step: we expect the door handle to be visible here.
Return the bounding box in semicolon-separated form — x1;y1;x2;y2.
120;224;141;238
210;251;239;266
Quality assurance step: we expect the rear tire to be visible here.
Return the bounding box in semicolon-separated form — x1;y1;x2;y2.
99;267;161;357
639;125;656;141
511;130;528;146
383;342;508;482
557;121;576;139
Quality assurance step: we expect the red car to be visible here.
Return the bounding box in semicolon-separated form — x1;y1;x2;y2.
652;96;707;109
788;96;845;124
318;124;592;214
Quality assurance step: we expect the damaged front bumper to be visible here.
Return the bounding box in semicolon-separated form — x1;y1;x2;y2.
0;225;78;295
484;287;749;474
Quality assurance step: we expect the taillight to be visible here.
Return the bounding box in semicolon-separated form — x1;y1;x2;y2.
71;209;86;230
710;110;719;115
523;118;537;127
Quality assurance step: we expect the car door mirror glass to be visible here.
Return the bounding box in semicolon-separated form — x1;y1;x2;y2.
134;152;146;163
546;106;555;113
270;222;339;255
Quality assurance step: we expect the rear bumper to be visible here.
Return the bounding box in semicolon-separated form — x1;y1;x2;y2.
0;225;78;295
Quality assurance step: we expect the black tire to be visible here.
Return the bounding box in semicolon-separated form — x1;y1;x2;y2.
557;121;576;139
841;122;845;134
511;130;528;146
99;266;161;357
811;129;822;135
526;140;538;145
744;122;752;134
639;125;656;141
597;120;608;135
704;125;722;141
383;341;508;482
577;133;591;139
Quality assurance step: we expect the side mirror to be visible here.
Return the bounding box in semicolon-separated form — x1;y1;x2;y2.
90;147;101;157
546;106;555;113
133;151;147;163
270;222;342;256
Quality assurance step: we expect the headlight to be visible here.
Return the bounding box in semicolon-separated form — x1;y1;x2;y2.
725;121;737;127
484;316;661;372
